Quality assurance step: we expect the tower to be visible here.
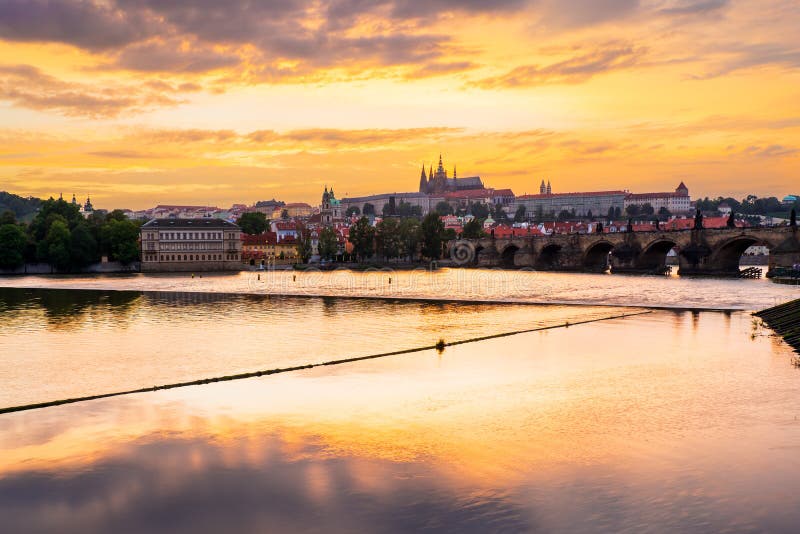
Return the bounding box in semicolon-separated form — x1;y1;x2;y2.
546;181;552;195
419;165;428;194
540;180;546;194
71;193;77;205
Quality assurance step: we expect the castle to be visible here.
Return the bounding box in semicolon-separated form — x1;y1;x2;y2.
418;154;484;194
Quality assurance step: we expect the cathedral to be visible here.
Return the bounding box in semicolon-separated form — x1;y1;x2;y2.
418;155;484;195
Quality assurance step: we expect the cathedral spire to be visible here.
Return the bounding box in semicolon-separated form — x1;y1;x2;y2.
546;180;552;195
540;180;546;194
453;165;457;180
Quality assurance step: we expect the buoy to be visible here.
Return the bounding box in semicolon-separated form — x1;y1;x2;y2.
293;275;296;282
191;273;194;279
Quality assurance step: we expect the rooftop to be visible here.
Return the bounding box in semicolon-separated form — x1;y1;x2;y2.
142;218;240;228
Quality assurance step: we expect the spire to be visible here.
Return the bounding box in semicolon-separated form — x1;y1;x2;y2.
453;165;457;180
71;193;77;205
546;181;552;195
429;166;433;180
437;153;445;174
420;165;426;180
419;165;428;193
540;180;546;194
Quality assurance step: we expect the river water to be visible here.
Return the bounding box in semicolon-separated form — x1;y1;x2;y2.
1;271;799;532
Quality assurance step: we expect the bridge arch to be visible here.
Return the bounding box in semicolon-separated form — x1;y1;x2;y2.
638;239;679;271
536;243;562;270
500;244;520;268
710;235;772;273
583;241;614;272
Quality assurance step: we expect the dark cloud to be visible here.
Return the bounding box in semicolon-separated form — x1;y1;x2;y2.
474;42;646;88
0;0;155;51
114;40;241;73
658;0;729;16
535;0;640;29
693;42;800;78
0;64;181;117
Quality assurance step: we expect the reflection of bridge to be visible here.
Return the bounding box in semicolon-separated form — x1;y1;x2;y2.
449;227;800;276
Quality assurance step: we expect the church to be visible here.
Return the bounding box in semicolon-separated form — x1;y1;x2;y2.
419;155;484;194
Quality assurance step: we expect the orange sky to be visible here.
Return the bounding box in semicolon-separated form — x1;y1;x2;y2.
0;0;799;209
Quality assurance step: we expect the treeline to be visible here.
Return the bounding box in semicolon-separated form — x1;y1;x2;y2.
0;192;41;222
695;195;798;216
0;197;141;271
346;213;455;263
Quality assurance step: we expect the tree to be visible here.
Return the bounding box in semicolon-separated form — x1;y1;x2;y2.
462;218;485;239
237;212;268;235
43;220;72;270
607;206;615;219
420;212;445;260
586;209;594;221
557;209;572;221
349;216;375;261
640;203;655;216
0;223;27;269
0;210;16;225
100;218;140;264
345;206;360;217
376;217;401;259
70;223;97;268
514;205;526;222
296;226;313;263
318;227;338;261
626;204;640;217
362;203;375;216
398;218;420;261
28;197;83;243
614;207;622;219
658;206;671;219
469;202;489;219
435;201;453;216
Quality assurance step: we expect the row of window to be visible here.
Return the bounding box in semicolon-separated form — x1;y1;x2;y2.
158;242;227;251
142;253;240;262
142;231;240;241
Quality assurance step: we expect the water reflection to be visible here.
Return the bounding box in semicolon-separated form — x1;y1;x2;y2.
2;310;800;532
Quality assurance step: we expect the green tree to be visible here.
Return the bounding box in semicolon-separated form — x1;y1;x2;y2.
318;227;339;260
514;205;526;222
658;206;671;219
345;206;360;217
435;201;454;216
641;203;655;216
625;204;640;217
29;197;83;243
70;223;97;268
0;210;16;225
420;212;445;260
44;220;72;270
469;202;489;219
236;212;268;235
348;216;375;261
101;218;140;264
462;218;485;239
557;209;572;221
398;218;420;261
0;223;27;269
362;203;376;216
296;226;313;263
376;217;401;260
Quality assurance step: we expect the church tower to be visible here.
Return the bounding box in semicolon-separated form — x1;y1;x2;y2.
419;165;428;193
539;180;546;194
546;181;552;195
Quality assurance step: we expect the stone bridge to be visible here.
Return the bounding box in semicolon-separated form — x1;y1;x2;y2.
448;226;800;276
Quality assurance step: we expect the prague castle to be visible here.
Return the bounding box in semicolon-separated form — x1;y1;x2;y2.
418;154;484;194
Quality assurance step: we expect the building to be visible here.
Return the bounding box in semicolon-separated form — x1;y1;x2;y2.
514;183;626;218
271;220;298;241
624;182;692;214
241;232;299;265
340;191;437;216
140;218;242;272
419;154;484;194
321;187;343;226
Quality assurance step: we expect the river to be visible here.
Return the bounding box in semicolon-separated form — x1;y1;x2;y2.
1;271;799;532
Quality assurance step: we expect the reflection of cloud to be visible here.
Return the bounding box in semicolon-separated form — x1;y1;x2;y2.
0;431;534;533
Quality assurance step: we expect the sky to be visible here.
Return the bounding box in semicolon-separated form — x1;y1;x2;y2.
0;0;798;210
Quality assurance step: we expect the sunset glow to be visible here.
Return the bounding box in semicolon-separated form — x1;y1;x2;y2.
1;0;799;208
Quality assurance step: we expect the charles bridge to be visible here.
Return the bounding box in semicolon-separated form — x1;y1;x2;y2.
448;226;800;276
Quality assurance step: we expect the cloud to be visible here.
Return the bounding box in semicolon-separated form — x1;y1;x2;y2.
113;40;242;73
658;0;729;16
740;144;799;158
0;0;155;51
534;0;640;29
0;64;182;117
474;42;647;88
692;42;800;78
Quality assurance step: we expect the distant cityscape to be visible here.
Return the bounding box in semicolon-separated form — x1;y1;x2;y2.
1;155;798;273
